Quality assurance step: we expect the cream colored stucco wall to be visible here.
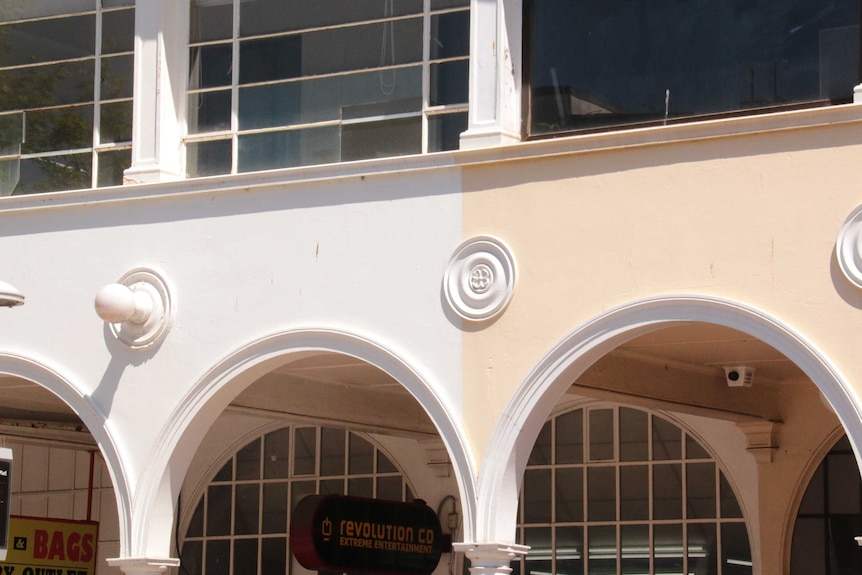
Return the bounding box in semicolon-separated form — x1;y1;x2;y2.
459;116;862;573
460;120;862;464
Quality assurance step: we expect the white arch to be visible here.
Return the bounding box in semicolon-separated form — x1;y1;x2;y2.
476;294;861;543
130;328;476;559
0;353;130;551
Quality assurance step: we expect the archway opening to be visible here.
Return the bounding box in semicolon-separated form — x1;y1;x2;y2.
0;371;121;575
511;320;850;575
176;350;464;575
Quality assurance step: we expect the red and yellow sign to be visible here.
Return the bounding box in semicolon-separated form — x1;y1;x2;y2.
2;517;98;575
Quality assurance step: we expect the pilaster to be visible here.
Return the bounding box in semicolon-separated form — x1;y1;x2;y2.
124;0;188;184
460;0;523;149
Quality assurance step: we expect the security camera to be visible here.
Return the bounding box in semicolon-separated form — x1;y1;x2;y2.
724;366;755;387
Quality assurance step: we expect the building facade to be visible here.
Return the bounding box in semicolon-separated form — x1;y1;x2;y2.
2;1;862;574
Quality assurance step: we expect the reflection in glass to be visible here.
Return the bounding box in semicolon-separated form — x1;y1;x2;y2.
262;483;287;534
653;463;683;520
529;421;552;465
101;101;133;143
556;526;584;575
294;427;317;476
555;410;582;464
722;522;752;574
687;462;717;519
589;409;614;461
1;16;96;66
102;54;134;99
349;434;374;475
619;407;648;462
239;0;423;36
234;484;260;534
16;154;91;194
22;106;92;154
431;12;470;60
653;416;682;460
190;1;233;43
620;524;649;574
96;149;131;188
376;476;402;501
261;538;286;575
653;523;683;574
233;539;257;575
264;428;291;479
189;45;233;90
102;9;135;54
529;0;861;135
619;465;648;520
348;477;373;498
205;540;229;575
524;527;552;575
341;117;422;162
206;485;232;537
238;127;340;172
523;468;552;524
587;525;616;574
688;523;717;574
587;466;615;521
555;467;583;522
238;67;422;130
236;439;261;481
430;60;469;106
320;427;346;476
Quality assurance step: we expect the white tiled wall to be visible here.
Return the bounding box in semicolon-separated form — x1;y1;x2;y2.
6;442;120;575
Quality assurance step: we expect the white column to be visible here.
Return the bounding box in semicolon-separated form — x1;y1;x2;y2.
453;542;529;575
124;0;188;184
460;0;523;149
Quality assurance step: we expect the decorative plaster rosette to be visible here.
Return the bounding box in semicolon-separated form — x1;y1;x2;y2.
444;236;516;321
837;205;862;289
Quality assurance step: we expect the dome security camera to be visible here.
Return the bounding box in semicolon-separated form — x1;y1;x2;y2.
724;366;755;387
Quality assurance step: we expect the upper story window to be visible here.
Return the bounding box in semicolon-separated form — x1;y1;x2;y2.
526;0;861;136
0;0;134;196
186;0;470;177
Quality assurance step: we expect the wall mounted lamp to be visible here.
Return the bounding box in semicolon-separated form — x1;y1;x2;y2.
94;268;174;349
0;281;24;307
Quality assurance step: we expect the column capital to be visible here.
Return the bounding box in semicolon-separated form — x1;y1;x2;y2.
453;542;529;575
106;557;180;574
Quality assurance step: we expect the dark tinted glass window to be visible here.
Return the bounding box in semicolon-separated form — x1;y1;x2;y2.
527;0;861;135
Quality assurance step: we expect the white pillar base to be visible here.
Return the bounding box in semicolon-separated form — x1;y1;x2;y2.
459;126;522;150
453;542;530;575
107;556;181;575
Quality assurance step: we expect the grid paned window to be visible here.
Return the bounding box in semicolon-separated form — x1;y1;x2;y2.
0;1;134;195
526;0;861;137
790;435;862;573
186;0;469;177
517;405;751;575
181;426;414;575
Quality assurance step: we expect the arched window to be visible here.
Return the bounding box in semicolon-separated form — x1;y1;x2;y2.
180;425;414;575
790;434;862;573
517;405;752;574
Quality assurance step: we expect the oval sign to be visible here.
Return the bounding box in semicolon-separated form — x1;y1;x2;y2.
290;494;443;575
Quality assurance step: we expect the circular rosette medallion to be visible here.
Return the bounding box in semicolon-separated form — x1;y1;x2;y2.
444;237;516;321
837;205;862;290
